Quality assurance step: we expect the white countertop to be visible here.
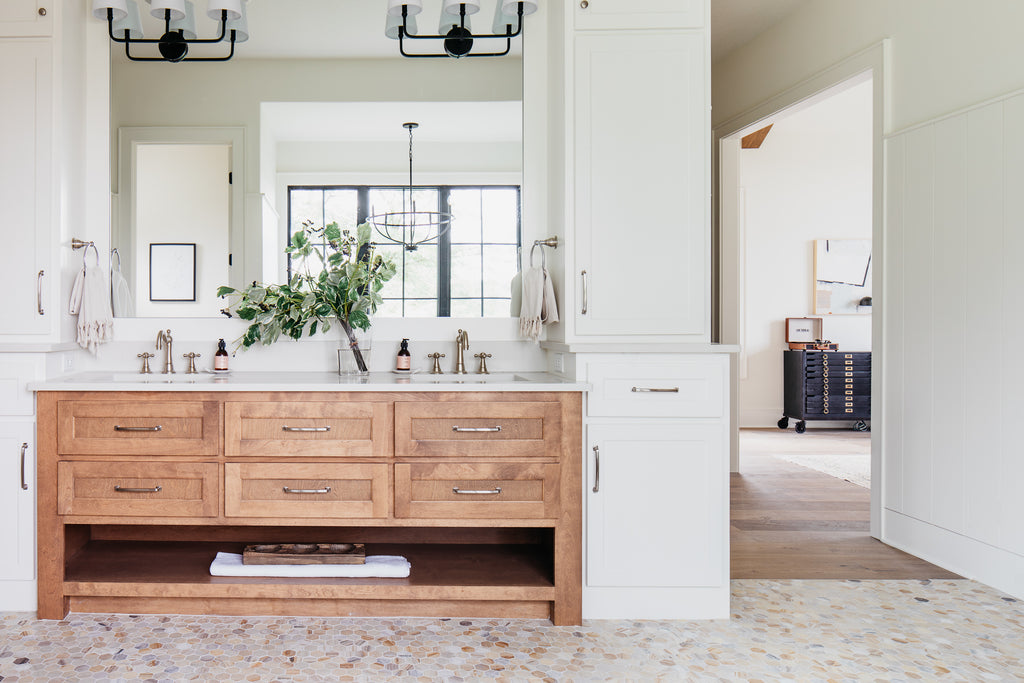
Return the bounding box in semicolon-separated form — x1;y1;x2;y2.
30;371;590;393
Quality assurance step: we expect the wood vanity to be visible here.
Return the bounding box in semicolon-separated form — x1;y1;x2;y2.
36;388;582;624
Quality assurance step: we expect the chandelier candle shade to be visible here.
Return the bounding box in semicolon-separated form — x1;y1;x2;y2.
369;123;453;252
385;0;538;58
92;0;248;62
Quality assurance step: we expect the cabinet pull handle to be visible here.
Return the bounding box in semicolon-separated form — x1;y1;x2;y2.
452;487;502;495
282;425;331;432
631;387;680;393
37;270;44;315
114;485;162;493
20;443;29;491
592;445;600;493
283;486;332;494
114;425;163;432
581;270;588;315
451;425;502;433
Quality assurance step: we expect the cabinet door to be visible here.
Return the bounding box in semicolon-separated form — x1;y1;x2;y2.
573;31;707;339
586;423;725;587
0;0;52;36
0;425;34;581
573;0;704;31
0;40;52;336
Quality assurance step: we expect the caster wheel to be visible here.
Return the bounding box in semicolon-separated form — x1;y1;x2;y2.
795;421;807;434
853;420;869;432
777;417;789;429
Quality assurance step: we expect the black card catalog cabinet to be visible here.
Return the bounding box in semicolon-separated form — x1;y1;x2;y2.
779;350;870;433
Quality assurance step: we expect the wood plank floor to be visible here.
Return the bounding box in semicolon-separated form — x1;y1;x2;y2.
731;429;961;580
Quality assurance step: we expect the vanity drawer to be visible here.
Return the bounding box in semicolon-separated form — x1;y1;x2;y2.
57;461;218;518
394;462;560;519
225;402;392;458
225;462;389;519
584;356;727;418
395;401;561;458
57;400;220;455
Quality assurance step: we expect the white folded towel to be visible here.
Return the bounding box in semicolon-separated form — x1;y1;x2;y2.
69;265;114;354
518;265;558;342
209;552;411;578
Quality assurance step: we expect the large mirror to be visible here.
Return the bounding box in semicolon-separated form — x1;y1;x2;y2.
109;0;524;319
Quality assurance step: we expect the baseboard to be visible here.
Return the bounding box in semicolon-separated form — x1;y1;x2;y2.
0;579;37;612
582;586;729;620
883;509;1024;600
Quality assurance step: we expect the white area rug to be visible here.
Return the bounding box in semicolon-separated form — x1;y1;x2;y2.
772;453;870;488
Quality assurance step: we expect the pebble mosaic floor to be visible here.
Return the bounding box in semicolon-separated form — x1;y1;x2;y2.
1;579;1021;682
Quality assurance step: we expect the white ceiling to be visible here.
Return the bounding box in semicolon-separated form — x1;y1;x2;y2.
126;0;807;62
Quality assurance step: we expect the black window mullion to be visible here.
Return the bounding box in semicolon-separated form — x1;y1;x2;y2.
438;187;452;317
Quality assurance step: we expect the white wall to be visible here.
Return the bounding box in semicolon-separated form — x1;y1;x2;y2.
737;79;872;427
713;0;1024;599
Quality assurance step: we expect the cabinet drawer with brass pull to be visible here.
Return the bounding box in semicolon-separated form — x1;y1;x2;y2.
57;461;218;518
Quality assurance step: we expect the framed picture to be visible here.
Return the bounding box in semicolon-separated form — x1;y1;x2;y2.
149;243;196;302
813;239;872;315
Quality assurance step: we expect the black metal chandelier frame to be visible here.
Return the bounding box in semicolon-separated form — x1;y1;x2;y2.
398;2;525;59
103;7;237;62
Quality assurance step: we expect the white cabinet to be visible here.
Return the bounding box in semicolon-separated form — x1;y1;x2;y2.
572;0;704;31
0;425;35;585
0;0;52;36
569;28;709;341
0;39;54;338
587;422;724;588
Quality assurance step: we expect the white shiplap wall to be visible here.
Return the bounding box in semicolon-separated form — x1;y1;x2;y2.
884;91;1024;595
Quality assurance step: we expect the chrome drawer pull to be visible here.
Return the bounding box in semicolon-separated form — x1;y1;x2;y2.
581;270;589;315
114;485;162;493
631;387;679;393
592;445;600;493
451;426;502;433
452;487;502;495
114;425;163;432
20;443;29;491
37;270;45;315
283;486;332;494
282;426;331;432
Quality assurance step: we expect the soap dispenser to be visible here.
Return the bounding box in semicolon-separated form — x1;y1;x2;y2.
214;338;229;372
396;338;411;371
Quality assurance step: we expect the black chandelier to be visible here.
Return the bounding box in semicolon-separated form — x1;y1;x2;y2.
386;0;538;59
92;0;248;63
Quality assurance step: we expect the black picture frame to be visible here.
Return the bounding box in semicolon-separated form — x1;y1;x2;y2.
149;243;197;302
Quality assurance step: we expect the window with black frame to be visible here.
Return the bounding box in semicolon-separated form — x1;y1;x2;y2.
288;185;521;317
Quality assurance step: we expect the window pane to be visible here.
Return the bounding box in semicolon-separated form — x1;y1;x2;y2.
451;299;483;317
369;188;441;248
404;299;437;317
449;188;482;243
481;188;519;244
482;245;518;298
290;189;324;231
484;299;513;317
377;299;403;318
324;190;358;230
376;244;405;302
404;245;438;299
451;245;482;298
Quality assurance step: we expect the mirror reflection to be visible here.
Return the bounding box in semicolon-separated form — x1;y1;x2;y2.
109;0;524;319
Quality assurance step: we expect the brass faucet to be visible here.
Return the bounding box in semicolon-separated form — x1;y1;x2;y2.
454;329;469;374
156;329;174;374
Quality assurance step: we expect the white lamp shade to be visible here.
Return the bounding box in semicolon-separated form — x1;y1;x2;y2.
225;1;248;43
439;7;471;33
92;0;128;21
169;0;197;39
385;11;417;39
387;0;422;18
112;0;143;38
146;0;186;21
206;0;243;21
443;0;481;16
502;0;538;16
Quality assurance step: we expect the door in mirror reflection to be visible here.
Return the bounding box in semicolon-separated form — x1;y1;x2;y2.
288;185;521;318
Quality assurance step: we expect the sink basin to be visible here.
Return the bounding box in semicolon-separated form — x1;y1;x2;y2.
408;373;533;383
110;373;218;383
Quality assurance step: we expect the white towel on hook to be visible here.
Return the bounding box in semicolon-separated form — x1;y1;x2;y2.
518;265;558;342
110;265;134;317
69;263;114;353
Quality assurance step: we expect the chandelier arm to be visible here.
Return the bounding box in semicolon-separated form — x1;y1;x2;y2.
122;32;237;62
108;7;234;62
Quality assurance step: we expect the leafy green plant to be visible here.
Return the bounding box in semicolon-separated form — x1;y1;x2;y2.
217;221;397;371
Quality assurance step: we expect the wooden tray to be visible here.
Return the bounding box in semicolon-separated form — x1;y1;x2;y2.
242;543;366;565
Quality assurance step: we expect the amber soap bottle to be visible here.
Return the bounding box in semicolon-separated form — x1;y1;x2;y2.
396;338;411;371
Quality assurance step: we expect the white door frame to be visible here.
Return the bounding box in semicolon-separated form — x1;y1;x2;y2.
713;40;890;539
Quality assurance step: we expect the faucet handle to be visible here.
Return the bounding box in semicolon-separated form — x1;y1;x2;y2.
183;352;201;375
474;352;492;374
137;352;154;375
427;352;446;375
